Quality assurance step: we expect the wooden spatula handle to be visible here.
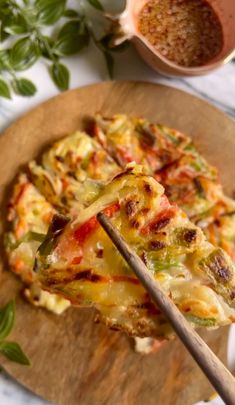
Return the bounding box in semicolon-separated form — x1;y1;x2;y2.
97;212;235;405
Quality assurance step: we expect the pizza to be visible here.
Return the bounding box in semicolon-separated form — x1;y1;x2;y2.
5;114;235;343
92;114;221;219
196;197;235;262
6;173;54;284
5;131;121;314
92;114;234;256
29;131;120;216
93;114;192;171
36;165;235;338
154;154;223;218
5;174;70;314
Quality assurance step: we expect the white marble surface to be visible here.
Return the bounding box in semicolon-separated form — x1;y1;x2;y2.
0;6;235;404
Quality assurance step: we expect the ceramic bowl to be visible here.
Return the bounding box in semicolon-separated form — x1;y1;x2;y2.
113;0;235;77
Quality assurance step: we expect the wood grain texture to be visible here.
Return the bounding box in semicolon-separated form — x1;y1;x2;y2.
0;81;234;405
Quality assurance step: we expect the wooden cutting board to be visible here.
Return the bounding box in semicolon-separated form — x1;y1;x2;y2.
0;81;234;405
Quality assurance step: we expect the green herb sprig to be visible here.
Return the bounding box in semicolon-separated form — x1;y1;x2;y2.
0;0;129;99
0;300;30;365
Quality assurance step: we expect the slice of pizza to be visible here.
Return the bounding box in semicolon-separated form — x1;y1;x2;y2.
5;173;70;314
195;196;235;262
29;131;120;216
92;114;221;219
155;153;222;218
92;114;192;171
36;165;235;338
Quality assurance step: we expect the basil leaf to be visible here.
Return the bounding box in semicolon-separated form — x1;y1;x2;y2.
86;0;103;11
103;51;114;78
0;49;10;69
50;62;69;91
0;78;11;99
0;0;10;9
55;33;89;56
0;20;10;42
0;341;30;365
3;15;28;36
12;78;37;97
0;301;15;340
10;37;40;71
58;21;81;38
36;0;66;25
63;9;79;18
54;21;89;56
4;24;27;35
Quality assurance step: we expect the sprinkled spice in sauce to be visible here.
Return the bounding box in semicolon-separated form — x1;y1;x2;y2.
138;0;223;67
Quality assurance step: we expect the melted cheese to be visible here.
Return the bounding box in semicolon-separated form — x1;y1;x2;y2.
6;116;235;334
37;165;235;338
29;131;120;216
6;173;70;313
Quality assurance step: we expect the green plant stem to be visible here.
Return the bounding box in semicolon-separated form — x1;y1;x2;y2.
35;29;57;63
